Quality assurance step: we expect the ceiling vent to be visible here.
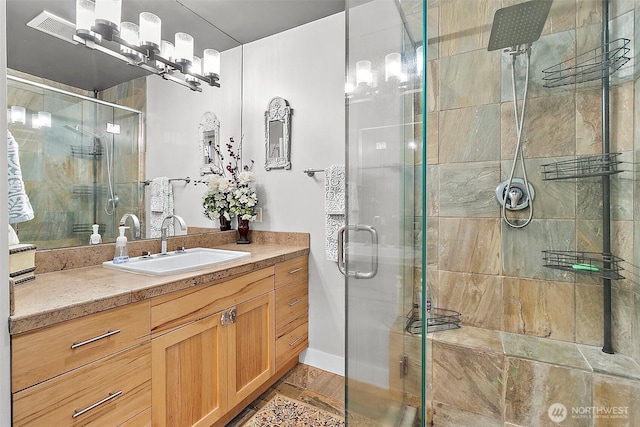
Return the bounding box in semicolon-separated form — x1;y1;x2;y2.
26;11;78;45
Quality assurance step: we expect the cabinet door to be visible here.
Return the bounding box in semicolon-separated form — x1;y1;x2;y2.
151;314;227;427
226;292;275;408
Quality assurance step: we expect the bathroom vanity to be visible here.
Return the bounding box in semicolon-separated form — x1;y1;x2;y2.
9;232;309;427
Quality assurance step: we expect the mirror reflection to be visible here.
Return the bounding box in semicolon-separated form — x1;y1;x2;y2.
7;76;143;249
264;97;292;171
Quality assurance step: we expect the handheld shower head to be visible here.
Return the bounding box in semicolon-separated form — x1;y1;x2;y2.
487;0;553;51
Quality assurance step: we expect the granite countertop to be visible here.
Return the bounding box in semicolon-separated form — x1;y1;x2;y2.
10;237;309;335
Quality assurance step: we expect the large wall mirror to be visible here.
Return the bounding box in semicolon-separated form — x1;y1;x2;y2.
264;97;292;170
5;1;241;250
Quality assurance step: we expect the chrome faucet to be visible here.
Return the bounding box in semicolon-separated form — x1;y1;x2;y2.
160;215;187;255
119;213;141;240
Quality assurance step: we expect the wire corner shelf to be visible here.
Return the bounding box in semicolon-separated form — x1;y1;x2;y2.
542;250;625;280
540;153;623;180
406;308;461;335
542;38;630;88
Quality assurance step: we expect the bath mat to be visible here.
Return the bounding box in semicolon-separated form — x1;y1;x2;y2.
242;394;345;427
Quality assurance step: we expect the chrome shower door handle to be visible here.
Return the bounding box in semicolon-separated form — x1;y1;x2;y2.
337;224;379;279
337;225;347;276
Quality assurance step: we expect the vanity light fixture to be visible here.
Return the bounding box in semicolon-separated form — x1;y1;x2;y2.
355;60;372;87
385;53;402;82
73;0;220;92
36;111;52;128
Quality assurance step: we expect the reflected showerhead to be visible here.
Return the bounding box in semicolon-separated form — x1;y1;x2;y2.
487;0;553;51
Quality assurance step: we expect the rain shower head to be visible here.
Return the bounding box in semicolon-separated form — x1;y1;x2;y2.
487;0;553;51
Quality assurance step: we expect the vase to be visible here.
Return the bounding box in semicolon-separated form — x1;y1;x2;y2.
237;218;251;244
219;215;231;231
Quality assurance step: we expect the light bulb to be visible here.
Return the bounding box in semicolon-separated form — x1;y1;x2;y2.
10;106;26;125
139;12;161;52
120;22;140;59
75;0;97;40
203;49;220;77
385;53;402;81
157;40;174;70
174;32;194;66
356;60;372;86
94;0;121;36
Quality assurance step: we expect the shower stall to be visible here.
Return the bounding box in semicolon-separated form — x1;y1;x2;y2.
345;0;640;425
7;75;143;249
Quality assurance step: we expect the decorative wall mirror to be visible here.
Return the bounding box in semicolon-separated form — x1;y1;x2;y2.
264;97;292;170
199;112;222;175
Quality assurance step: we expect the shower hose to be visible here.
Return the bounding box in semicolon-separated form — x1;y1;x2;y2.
503;44;534;229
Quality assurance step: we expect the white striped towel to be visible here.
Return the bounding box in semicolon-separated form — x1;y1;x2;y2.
7;131;34;224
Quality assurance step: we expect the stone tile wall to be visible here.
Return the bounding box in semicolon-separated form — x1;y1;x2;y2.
413;0;640;424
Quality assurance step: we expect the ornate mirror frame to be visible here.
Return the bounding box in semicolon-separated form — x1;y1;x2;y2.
199;112;222;176
264;97;292;170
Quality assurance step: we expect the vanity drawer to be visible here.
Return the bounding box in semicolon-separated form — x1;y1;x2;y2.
12;301;150;392
275;279;308;332
275;321;308;371
275;256;308;289
13;342;151;427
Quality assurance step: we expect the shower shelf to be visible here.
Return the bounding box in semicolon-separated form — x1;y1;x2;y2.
542;250;624;280
72;223;107;234
540;153;623;180
73;185;107;196
70;146;103;157
541;38;630;88
406;308;461;335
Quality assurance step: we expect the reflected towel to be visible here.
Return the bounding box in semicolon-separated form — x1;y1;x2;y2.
325;165;345;262
7;131;34;224
148;177;174;238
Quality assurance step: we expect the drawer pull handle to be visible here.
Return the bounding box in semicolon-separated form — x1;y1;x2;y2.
73;390;122;418
71;329;121;349
288;336;303;347
287;298;302;307
288;268;303;274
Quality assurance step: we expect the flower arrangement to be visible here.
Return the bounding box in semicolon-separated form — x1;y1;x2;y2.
202;137;258;224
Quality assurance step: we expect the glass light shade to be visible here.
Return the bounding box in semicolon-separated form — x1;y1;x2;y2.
174;32;194;65
94;0;121;30
416;45;424;75
355;60;372;86
203;49;220;77
186;56;202;83
75;0;95;34
157;40;174;70
139;12;161;51
10;106;26;125
344;78;354;94
385;53;402;81
31;114;41;129
38;111;52;127
120;22;139;45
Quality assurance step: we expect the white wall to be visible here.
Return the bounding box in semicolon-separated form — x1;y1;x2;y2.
1;0;11;424
146;46;243;231
146;13;347;375
242;13;346;373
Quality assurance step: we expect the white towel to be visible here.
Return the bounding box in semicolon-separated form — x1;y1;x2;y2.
7;131;34;224
325;165;345;262
325;165;345;215
148;177;174;238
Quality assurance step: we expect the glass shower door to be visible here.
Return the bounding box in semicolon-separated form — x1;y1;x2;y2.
345;0;424;424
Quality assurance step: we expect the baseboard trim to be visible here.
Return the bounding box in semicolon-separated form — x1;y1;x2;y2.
299;348;345;376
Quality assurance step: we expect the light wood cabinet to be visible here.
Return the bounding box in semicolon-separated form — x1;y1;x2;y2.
12;301;152;426
12;301;150;393
11;254;308;427
274;256;309;371
151;270;275;427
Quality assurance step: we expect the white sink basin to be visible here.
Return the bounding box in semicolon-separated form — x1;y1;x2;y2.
102;247;251;276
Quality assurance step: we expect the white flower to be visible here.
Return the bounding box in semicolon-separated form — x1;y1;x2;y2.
218;179;234;192
207;175;224;191
238;171;255;184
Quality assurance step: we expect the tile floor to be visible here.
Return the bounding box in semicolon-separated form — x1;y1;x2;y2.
227;363;346;426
